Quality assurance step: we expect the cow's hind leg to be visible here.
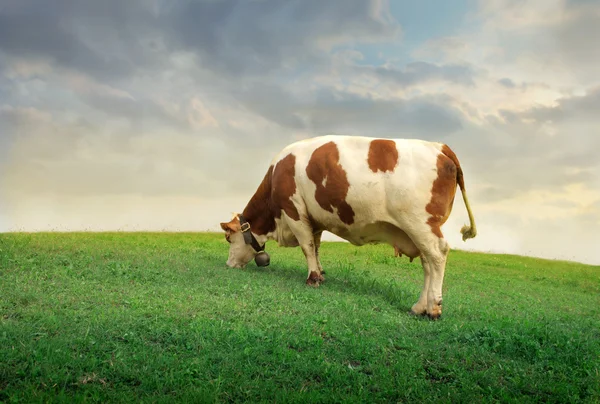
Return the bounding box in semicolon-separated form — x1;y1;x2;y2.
422;237;450;319
411;256;429;316
287;220;324;286
405;230;450;319
421;246;449;319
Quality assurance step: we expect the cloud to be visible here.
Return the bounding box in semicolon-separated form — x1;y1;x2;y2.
498;78;516;88
0;0;471;142
353;61;476;88
164;0;399;76
1;106;262;199
447;88;600;210
308;89;464;136
481;0;600;85
0;0;161;82
553;2;600;72
520;86;600;123
331;50;477;89
0;0;399;83
232;83;465;136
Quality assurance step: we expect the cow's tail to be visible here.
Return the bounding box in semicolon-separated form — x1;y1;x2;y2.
441;145;477;241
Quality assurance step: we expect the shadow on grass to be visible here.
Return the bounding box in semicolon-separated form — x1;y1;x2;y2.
238;259;418;315
197;240;420;317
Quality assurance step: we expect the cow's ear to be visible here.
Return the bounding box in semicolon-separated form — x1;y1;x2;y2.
220;221;238;232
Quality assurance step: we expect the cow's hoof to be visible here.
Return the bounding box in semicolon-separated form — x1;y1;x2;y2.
426;304;442;320
410;303;427;316
306;278;321;287
306;271;324;287
427;312;442;320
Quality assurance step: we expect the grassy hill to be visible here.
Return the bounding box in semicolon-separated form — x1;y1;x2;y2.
1;232;599;403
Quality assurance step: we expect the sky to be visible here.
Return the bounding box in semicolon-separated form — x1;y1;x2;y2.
1;0;599;265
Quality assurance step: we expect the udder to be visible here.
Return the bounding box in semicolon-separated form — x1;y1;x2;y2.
348;221;421;261
392;229;420;262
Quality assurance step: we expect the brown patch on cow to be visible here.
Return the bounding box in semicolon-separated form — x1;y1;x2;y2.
240;153;301;235
368;139;398;173
425;152;458;238
306;142;355;225
241;165;276;235
440;144;465;189
272;153;300;221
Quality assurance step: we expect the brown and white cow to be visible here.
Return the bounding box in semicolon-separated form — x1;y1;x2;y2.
220;135;477;319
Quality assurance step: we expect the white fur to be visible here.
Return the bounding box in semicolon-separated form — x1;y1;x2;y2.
287;136;440;243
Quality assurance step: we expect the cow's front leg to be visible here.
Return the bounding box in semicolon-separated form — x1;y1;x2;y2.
314;231;325;275
287;219;324;286
301;240;324;287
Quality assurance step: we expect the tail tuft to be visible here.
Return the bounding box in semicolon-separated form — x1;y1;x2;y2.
460;224;477;241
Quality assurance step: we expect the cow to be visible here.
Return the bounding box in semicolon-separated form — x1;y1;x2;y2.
220;135;477;319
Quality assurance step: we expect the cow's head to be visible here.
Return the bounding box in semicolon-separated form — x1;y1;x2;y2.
219;215;270;268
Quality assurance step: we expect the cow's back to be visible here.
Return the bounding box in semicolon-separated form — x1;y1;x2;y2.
271;135;445;242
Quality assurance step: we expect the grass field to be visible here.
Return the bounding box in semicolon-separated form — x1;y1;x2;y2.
1;232;599;403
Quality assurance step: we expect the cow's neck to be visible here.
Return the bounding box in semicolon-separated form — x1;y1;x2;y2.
241;166;278;243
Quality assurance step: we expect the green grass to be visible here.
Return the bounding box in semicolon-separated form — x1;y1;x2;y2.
1;232;599;403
